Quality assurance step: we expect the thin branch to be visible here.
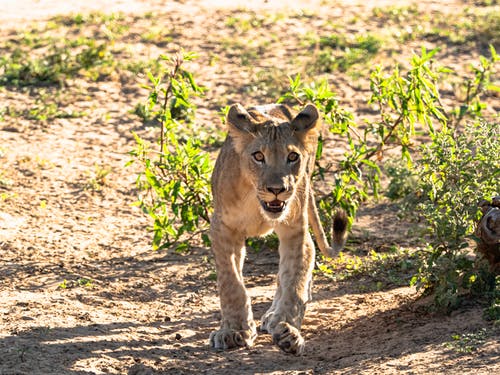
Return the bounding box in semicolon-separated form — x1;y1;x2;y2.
160;53;183;157
364;112;405;161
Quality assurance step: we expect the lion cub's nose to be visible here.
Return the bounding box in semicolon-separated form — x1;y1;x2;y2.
267;186;286;196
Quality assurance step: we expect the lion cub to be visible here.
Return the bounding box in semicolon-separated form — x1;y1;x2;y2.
209;103;347;355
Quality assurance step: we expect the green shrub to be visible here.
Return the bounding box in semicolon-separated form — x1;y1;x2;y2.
128;52;210;251
289;46;499;314
280;47;446;223
409;120;499;310
388;46;499;312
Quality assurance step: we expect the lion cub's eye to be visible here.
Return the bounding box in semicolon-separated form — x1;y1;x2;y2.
252;151;265;163
287;152;300;163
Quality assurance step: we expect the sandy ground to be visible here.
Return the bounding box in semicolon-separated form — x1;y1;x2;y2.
0;1;499;374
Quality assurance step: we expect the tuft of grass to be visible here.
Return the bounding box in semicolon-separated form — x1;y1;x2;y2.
140;26;175;46
0;172;13;188
0;38;116;86
84;164;112;192
59;277;94;289
225;11;284;33
316;246;420;291
123;58;162;76
29;92;87;121
244;68;290;98
372;4;420;24
50;11;129;38
463;11;500;50
1;90;86;123
220;38;270;66
482;275;500;322
310;32;382;73
443;328;490;353
421;10;500;51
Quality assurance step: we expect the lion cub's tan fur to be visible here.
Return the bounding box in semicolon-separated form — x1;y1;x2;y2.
209;103;347;355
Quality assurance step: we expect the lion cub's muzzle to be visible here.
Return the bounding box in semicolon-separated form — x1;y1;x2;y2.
261;199;286;213
260;186;289;214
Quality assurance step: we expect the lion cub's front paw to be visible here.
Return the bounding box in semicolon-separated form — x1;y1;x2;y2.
272;322;305;355
259;310;275;333
209;328;256;350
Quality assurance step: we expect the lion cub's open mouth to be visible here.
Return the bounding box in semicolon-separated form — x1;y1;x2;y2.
261;199;286;213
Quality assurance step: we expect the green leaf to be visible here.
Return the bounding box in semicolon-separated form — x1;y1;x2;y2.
486;84;500;92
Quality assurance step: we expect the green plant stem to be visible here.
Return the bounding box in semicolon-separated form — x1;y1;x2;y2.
365;112;405;160
159;53;183;157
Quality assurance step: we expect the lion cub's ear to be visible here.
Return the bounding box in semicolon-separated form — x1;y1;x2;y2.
291;104;321;149
291;104;320;132
227;103;258;134
226;103;262;153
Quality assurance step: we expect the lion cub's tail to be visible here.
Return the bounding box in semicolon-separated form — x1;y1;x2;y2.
308;191;348;259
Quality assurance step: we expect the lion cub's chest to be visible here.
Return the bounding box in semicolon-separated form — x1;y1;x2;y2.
222;193;274;237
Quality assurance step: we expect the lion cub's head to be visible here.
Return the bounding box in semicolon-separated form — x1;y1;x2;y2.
226;103;321;220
